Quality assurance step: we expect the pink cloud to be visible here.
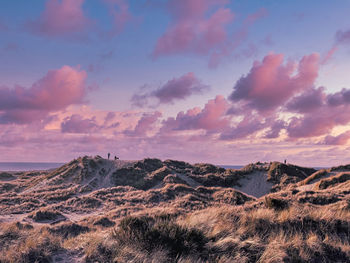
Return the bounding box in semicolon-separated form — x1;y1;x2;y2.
104;112;116;124
220;114;266;140
321;46;338;64
161;95;230;133
286;105;350;138
124;111;162;136
229;53;320;112
265;83;350;139
208;8;267;68
1;124;349;166
153;2;266;68
126;52;349;142
285;86;350;139
263;119;286;139
26;0;134;39
327;88;350;106
26;0;91;38
153;0;234;57
60;111;122;134
323;131;350;145
208;29;247;68
0;110;50;125
286;87;326;113
0;66;87;124
61;114;99;133
131;72;209;107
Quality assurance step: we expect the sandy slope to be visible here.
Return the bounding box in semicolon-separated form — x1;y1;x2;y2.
234;171;273;198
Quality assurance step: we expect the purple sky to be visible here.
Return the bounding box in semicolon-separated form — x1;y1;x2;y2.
1;0;350;166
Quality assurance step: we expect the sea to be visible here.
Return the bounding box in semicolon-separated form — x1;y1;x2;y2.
0;162;64;172
219;165;244;169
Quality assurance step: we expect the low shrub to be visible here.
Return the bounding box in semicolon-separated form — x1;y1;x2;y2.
112;215;209;259
49;222;90;239
102;216;209;259
93;217;115;227
29;209;64;222
264;196;289;211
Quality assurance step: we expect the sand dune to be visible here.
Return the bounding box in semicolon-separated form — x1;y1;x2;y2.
1;156;349;262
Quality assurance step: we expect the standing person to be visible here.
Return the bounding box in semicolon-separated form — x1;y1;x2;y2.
284;159;286;164
108;153;110;160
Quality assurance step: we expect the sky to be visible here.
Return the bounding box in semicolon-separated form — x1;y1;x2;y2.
1;0;350;166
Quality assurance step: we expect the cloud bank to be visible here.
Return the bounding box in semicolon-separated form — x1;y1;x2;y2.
0;66;87;124
132;72;209;107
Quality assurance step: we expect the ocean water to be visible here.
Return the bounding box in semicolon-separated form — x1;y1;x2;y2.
219;165;244;169
0;162;64;172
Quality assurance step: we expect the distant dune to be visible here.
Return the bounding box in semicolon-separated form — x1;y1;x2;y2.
0;156;349;262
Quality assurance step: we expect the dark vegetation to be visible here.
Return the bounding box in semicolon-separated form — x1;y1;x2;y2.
29;209;65;222
85;215;209;262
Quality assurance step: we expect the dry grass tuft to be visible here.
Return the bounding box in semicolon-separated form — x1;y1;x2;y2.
0;223;61;263
316;172;350;190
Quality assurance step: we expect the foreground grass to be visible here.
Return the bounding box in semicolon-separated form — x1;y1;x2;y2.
2;201;347;262
0;222;61;263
